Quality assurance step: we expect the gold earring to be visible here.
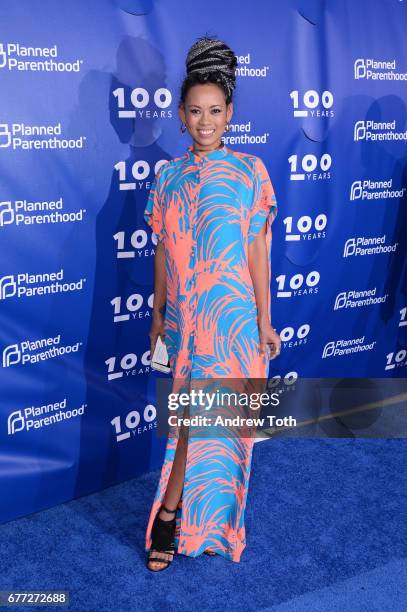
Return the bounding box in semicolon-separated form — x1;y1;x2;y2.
180;122;186;134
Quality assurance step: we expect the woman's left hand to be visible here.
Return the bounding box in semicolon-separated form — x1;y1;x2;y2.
259;321;281;359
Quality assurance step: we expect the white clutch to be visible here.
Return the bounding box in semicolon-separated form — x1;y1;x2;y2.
151;335;171;373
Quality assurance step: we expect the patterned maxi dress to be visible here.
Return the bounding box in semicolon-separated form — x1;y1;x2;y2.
144;143;277;562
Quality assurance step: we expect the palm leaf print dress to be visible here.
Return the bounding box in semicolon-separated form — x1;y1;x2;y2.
144;143;277;562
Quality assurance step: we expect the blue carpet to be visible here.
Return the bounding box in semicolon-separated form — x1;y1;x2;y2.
0;439;406;611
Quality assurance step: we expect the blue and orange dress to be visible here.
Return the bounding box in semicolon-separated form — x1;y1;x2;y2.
144;143;277;562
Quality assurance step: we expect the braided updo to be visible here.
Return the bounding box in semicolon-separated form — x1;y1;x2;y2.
179;35;237;106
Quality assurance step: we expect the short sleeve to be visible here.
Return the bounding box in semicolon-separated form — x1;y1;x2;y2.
144;166;165;242
248;157;278;245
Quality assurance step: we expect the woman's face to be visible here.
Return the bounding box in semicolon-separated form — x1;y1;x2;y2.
179;82;233;150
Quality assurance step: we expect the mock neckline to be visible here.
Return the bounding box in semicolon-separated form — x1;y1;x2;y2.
187;143;229;164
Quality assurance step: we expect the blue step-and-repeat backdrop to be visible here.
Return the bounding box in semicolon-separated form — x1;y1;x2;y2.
1;0;406;523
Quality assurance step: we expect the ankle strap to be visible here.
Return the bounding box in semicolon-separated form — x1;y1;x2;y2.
161;503;177;515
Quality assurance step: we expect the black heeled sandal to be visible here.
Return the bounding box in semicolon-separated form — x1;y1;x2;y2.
146;503;178;572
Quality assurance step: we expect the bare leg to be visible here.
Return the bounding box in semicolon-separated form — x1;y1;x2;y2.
161;427;188;512
147;422;189;570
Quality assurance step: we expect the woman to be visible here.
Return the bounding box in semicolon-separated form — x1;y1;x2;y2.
144;36;280;571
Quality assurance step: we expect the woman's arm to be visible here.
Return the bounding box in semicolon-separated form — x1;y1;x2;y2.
248;222;281;359
149;240;167;356
248;222;270;326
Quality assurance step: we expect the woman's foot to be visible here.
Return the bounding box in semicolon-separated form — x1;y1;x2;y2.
147;504;178;572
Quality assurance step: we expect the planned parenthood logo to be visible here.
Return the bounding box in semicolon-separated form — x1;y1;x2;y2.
0;269;86;300
2;334;82;368
7;398;86;435
0;123;86;150
235;52;270;78
343;235;398;258
334;288;388;310
354;120;407;142
0;42;83;72
222;119;269;146
354;58;407;81
0;197;86;227
322;336;376;358
350;179;406;201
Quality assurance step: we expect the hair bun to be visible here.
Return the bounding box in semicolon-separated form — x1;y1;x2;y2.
185;36;237;99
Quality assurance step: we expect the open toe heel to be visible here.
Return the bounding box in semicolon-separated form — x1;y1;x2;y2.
146;503;178;572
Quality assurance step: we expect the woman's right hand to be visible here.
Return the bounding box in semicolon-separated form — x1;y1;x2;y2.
149;311;166;358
